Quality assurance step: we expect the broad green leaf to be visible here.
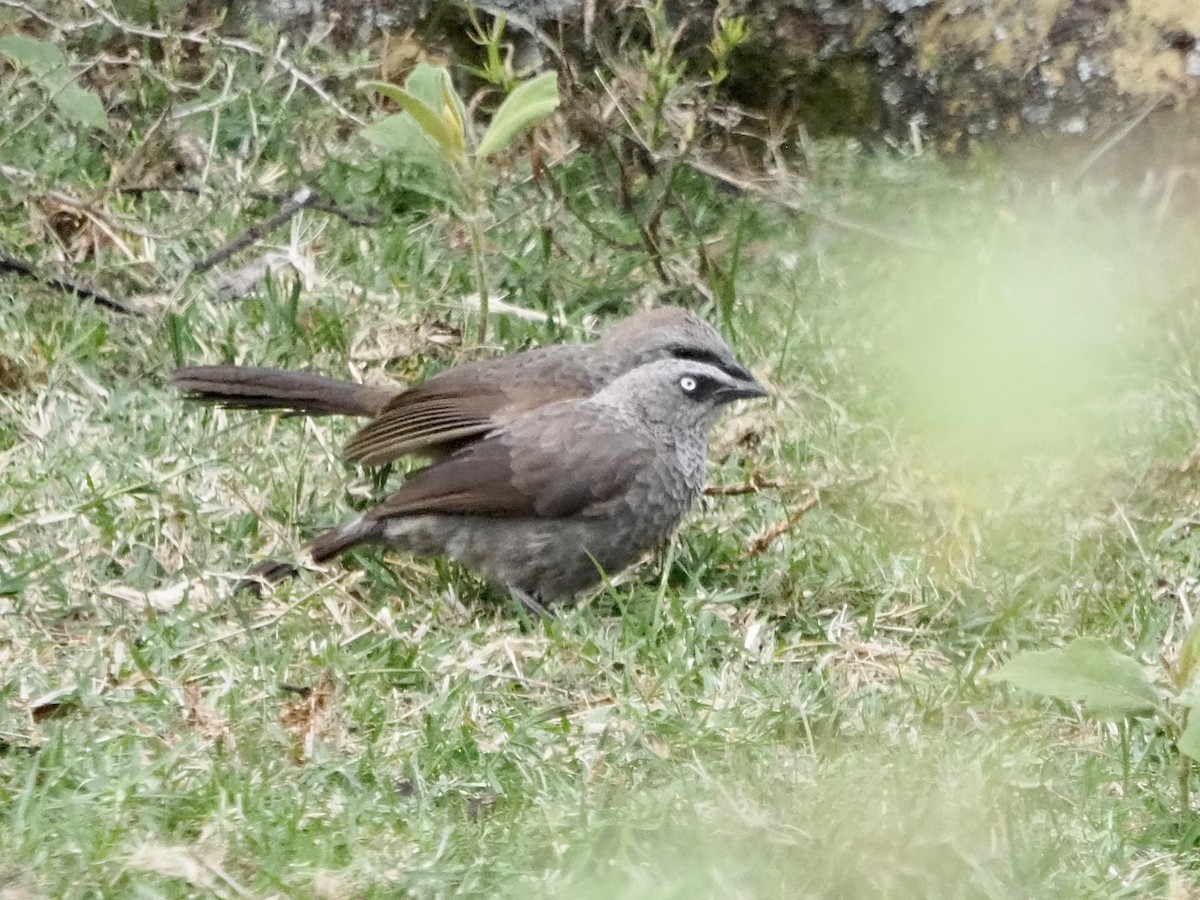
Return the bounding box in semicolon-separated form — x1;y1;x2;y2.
361;112;441;161
359;113;458;202
55;82;109;129
0;34;108;130
476;71;559;159
0;34;66;75
367;63;468;156
404;63;467;136
439;80;466;156
363;81;455;158
402;63;451;109
993;638;1159;718
1180;707;1200;762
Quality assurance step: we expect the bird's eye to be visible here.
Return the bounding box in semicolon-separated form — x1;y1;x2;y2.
679;375;698;393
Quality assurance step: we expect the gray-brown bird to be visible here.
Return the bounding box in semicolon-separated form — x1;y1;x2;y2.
263;358;767;611
170;306;750;466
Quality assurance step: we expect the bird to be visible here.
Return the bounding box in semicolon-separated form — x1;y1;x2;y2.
248;358;767;612
170;306;752;466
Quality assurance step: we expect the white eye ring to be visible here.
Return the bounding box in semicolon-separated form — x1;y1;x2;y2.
679;375;698;393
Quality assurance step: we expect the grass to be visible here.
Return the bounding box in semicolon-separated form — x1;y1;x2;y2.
5;8;1200;897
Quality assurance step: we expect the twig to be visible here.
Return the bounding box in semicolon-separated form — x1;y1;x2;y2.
471;2;568;65
116;183;382;227
192;186;316;273
746;494;820;558
0;247;136;314
704;473;788;496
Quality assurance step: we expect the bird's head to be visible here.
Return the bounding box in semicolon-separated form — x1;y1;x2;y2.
597;358;768;431
599;306;755;383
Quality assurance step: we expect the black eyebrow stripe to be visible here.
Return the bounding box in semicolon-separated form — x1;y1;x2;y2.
671;347;722;363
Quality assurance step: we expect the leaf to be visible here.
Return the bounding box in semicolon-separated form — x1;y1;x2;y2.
55;82;109;129
361;64;469;166
401;62;452;109
992;638;1160;718
439;79;466;156
359;112;458;203
0;34;108;130
361;112;440;160
1177;618;1200;691
363;80;456;158
0;34;66;75
1179;707;1200;762
405;63;467;137
476;71;559;159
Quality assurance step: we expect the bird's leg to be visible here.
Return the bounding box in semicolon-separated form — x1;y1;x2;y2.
509;586;555;620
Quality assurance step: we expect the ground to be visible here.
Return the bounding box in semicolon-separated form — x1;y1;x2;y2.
4;8;1200;898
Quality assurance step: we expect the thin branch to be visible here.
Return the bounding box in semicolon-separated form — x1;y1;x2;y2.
534;158;642;252
116;183;382;227
192;187;316;273
683;156;946;255
0;247;137;314
746;494;820;558
594;71;944;256
704;473;789;496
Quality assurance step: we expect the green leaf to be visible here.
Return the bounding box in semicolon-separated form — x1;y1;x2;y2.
361;64;468;165
439;80;466;156
1178;618;1200;690
992;638;1160;718
361;112;440;161
0;34;67;75
401;63;451;109
475;71;559;159
404;63;467;135
1180;707;1200;762
0;35;108;130
363;80;455;157
359;113;459;204
55;82;109;129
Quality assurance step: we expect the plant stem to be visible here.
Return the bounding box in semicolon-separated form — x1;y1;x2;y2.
1120;720;1131;797
467;213;489;345
1181;706;1193;817
1180;753;1191;818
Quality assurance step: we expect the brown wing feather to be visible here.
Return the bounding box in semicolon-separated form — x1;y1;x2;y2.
343;376;586;465
366;405;653;520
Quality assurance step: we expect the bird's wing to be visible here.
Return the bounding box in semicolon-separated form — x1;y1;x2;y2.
342;354;590;465
366;404;653;519
342;379;578;465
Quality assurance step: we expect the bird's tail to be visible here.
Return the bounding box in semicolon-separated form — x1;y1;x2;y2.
234;558;300;595
307;516;384;565
170;365;395;418
234;517;384;593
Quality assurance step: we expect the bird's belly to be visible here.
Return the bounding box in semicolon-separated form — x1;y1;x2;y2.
385;512;679;603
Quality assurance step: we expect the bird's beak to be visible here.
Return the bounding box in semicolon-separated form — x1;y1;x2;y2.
721;361;756;384
716;375;768;403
